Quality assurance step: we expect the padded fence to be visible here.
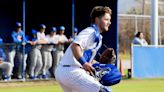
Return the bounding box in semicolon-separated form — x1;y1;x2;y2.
132;45;164;78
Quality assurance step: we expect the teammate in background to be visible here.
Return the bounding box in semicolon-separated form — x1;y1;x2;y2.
69;27;79;42
53;26;68;68
132;31;148;46
49;27;60;78
9;22;28;79
73;27;78;38
41;27;58;79
29;24;48;80
0;38;13;81
55;6;112;92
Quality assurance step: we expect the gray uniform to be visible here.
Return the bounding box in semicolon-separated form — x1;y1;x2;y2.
0;48;12;81
29;44;43;79
29;31;47;79
53;34;68;76
40;34;55;78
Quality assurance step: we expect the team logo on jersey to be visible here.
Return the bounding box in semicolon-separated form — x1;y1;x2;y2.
17;35;22;41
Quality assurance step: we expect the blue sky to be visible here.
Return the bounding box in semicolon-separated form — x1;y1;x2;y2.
118;0;138;13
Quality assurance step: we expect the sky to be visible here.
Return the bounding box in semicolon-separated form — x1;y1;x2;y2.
118;0;138;14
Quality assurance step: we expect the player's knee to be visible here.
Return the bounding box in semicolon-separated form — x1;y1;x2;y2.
4;63;12;68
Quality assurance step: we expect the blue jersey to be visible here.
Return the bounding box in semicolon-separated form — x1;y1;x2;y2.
0;48;6;61
10;30;27;51
0;38;6;61
11;30;27;43
83;24;102;62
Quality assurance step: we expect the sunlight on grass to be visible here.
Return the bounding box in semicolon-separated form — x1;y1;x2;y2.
112;79;164;92
1;79;164;92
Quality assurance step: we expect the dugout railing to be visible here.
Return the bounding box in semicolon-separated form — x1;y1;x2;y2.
0;43;60;82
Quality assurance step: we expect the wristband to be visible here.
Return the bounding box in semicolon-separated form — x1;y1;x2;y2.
78;57;87;65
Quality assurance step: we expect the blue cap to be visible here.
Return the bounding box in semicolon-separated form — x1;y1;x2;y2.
16;22;21;27
51;27;57;32
0;38;3;44
60;26;65;31
74;27;78;33
39;24;46;29
31;29;37;34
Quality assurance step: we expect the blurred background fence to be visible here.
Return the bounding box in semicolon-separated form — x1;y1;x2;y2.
118;14;164;54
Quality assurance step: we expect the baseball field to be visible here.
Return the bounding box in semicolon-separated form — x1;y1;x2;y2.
0;78;164;92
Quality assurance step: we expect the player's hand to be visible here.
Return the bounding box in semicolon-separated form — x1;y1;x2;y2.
0;58;3;64
83;62;96;76
31;41;37;45
22;42;26;45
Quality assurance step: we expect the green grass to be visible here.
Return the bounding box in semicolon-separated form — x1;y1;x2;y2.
1;79;164;92
0;85;62;92
112;78;164;92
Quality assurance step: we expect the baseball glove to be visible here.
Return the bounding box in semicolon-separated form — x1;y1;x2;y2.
99;48;116;64
92;48;121;86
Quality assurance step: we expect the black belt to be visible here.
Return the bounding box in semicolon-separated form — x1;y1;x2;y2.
63;65;71;67
62;65;83;69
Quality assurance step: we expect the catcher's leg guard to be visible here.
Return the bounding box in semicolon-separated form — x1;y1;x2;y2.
99;86;112;92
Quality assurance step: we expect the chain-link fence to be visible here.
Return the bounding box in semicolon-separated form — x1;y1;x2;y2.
118;14;164;53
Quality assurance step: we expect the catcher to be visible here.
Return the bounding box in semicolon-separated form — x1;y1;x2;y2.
84;48;122;86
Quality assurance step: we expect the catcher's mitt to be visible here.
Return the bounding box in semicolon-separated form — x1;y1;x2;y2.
99;48;116;64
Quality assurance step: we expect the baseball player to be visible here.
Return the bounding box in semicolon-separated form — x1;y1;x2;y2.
8;22;28;79
0;38;13;81
28;24;48;79
41;27;58;79
53;26;68;68
55;6;112;92
69;27;78;42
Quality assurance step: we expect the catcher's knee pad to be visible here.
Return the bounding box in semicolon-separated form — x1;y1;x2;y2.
100;86;112;92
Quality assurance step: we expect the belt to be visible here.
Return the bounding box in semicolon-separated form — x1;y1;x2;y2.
63;65;71;67
62;65;83;68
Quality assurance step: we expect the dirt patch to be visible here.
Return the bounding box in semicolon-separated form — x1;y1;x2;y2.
0;80;58;88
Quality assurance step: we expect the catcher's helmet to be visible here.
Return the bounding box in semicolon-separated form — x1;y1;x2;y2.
99;64;122;86
93;63;122;86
